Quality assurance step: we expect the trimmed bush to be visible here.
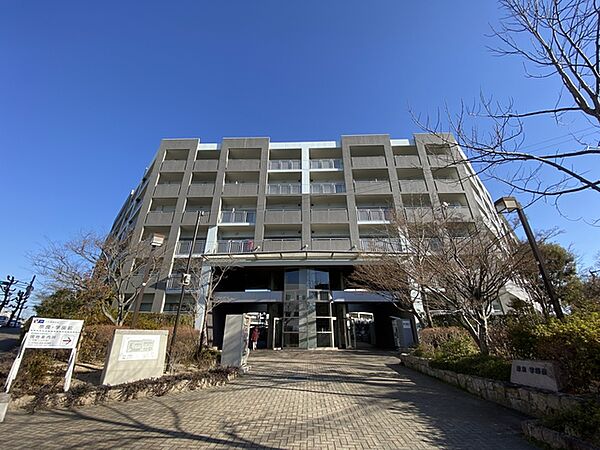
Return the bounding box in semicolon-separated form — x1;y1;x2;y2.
507;313;600;393
416;327;478;359
431;354;512;382
542;401;600;447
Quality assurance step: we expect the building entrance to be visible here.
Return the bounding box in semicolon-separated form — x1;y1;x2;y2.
281;269;336;349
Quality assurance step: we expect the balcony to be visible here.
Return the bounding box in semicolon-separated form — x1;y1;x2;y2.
175;240;207;256
311;183;345;194
267;183;301;195
395;155;422;167
359;238;405;252
444;205;472;220
145;211;174;225
399;179;428;192
188;183;214;197
356;208;392;222
428;154;454;167
311;208;349;223
193;160;219;171
213;291;283;303
435;179;463;192
354;180;391;195
161;160;187;172
262;238;302;251
223;183;259;196
216;239;255;253
351;156;387;168
181;211;211;225
264;209;302;224
154;184;180;197
220;210;256;224
227;159;261;171
404;207;434;222
310;159;343;170
311;237;351;251
269;160;301;171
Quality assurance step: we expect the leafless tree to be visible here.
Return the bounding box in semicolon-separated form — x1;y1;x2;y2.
416;0;600;218
352;209;532;354
31;232;164;325
171;257;238;349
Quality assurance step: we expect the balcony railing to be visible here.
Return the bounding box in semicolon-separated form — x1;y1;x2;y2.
220;210;256;224
262;238;302;251
395;155;421;167
161;160;187;172
356;208;392;222
264;209;302;224
165;274;200;291
311;237;351;251
269;160;301;170
359;238;405;253
193;160;219;171
434;179;463;192
227;159;261;171
145;211;175;225
310;183;346;194
267;183;301;195
399;179;428;192
175;240;207;256
181;211;211;225
443;205;472;220
351;156;387;168
154;184;181;197
216;239;255;253
404;206;434;222
223;183;259;196
311;208;348;223
354;180;391;194
310;159;343;170
188;183;214;197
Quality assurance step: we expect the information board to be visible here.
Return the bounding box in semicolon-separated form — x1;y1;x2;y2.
118;334;161;361
27;318;84;350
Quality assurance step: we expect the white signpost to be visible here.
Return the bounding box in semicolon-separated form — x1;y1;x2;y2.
4;317;84;393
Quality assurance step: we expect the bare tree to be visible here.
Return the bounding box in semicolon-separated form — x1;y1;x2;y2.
170;257;237;349
416;0;600;217
351;209;532;354
31;232;164;325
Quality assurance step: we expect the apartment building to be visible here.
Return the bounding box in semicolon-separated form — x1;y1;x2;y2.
110;134;506;350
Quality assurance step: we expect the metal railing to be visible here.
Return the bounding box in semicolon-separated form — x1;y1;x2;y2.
262;238;302;251
175;240;206;256
267;183;301;195
216;239;255;253
310;159;343;170
165;274;200;291
310;183;346;194
311;208;348;222
269;160;301;170
359;238;405;253
220;210;256;223
264;209;302;223
356;208;392;221
311;237;351;250
354;180;391;194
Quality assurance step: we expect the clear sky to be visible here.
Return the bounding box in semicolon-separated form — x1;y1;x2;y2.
1;1;599;288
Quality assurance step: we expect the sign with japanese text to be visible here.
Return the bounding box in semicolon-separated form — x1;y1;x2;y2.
26;317;84;350
118;334;160;361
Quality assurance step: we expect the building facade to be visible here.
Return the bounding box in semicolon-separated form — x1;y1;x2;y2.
110;134;506;350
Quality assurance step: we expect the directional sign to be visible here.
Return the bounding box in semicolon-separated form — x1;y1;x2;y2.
26;317;84;350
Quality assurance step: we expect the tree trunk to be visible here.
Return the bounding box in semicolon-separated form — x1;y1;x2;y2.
478;316;490;356
421;289;434;328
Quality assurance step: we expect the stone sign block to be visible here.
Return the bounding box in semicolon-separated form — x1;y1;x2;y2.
511;360;562;392
101;329;169;386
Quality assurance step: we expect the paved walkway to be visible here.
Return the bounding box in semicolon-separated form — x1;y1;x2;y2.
1;350;536;449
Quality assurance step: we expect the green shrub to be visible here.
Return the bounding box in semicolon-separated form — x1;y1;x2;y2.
507;313;600;393
542;401;600;447
417;327;478;359
431;354;512;382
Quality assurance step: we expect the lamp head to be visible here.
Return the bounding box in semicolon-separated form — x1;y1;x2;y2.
494;197;520;214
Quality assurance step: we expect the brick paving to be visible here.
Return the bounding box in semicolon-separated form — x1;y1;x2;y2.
1;350;536;449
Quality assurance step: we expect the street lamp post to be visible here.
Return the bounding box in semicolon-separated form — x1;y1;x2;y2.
494;196;564;319
167;210;204;372
131;233;165;328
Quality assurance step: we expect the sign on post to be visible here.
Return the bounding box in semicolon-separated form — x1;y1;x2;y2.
4;317;84;393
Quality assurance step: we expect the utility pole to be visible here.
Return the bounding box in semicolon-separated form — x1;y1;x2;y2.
167;211;204;372
4;276;35;327
0;275;17;312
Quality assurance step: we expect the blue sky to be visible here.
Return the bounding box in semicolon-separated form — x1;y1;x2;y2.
1;1;599;287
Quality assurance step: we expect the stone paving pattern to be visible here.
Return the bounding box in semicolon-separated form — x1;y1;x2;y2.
1;350;536;449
